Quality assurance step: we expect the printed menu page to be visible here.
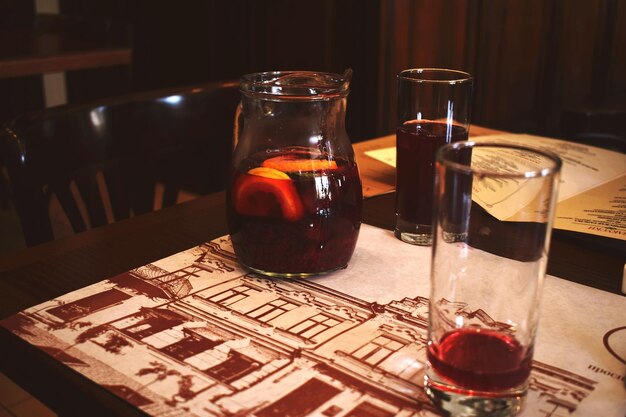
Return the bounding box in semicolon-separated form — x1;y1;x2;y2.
364;134;626;240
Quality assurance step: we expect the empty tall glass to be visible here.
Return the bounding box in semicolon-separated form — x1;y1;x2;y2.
425;141;562;416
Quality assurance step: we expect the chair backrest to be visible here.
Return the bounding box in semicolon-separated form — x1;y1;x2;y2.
1;80;241;246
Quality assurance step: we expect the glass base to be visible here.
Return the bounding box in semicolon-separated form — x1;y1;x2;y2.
394;218;432;245
424;374;527;417
243;263;347;279
442;231;468;243
394;230;432;246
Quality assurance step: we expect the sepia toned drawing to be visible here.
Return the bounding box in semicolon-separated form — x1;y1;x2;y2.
1;237;597;417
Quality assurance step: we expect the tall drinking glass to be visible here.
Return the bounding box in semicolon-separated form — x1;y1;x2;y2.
425;141;562;416
395;69;472;245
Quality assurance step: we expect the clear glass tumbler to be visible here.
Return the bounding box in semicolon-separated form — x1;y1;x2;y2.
394;68;472;245
425;141;562;416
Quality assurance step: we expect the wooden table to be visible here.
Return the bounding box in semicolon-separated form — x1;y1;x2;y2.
0;130;623;416
354;128;625;294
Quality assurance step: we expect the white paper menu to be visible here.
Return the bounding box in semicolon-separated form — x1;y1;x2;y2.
364;134;626;240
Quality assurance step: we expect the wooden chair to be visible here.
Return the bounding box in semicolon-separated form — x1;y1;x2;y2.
1;80;240;247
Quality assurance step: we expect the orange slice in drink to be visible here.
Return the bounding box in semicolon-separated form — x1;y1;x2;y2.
233;169;304;222
247;167;291;180
262;155;338;173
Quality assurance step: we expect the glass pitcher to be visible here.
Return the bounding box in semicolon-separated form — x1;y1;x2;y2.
227;70;363;278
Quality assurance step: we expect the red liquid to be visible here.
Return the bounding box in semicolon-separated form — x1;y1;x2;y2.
427;328;532;392
395;121;468;226
227;147;362;275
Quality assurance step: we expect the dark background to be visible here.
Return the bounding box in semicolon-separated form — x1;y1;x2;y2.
1;0;625;144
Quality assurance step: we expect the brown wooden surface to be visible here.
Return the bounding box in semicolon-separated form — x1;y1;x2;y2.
0;125;623;416
0;48;131;79
0;8;133;121
3;1;624;142
377;0;626;138
353;129;625;294
0;193;230;417
0;12;132;79
0;186;623;416
131;0;382;142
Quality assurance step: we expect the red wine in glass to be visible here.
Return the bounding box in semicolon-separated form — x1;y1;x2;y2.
395;120;468;236
427;327;533;392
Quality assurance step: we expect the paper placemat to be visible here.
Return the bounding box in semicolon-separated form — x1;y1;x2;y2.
2;224;624;416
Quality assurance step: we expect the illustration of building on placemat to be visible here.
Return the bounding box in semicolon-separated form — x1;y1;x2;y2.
1;237;597;417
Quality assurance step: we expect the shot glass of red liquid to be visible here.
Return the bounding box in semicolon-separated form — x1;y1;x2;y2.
425;141;562;416
395;69;472;245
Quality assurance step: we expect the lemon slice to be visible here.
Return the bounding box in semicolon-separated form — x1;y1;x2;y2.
247;167;290;180
262;156;338;172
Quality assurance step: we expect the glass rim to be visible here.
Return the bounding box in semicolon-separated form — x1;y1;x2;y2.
239;69;352;100
436;141;563;179
398;68;473;84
